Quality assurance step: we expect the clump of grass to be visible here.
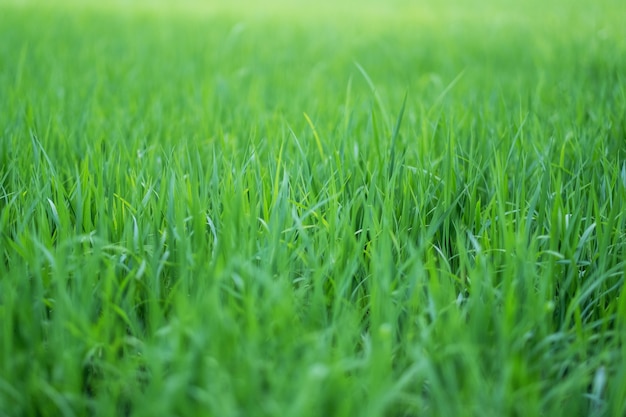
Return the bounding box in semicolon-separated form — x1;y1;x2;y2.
1;0;625;416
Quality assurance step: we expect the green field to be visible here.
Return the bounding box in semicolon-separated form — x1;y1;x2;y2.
1;0;626;415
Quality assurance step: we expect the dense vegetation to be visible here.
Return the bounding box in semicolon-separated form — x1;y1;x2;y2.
1;1;625;415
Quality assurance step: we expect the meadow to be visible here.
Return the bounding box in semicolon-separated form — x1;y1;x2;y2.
1;0;625;415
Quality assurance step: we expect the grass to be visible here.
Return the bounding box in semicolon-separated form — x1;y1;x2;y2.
1;0;625;415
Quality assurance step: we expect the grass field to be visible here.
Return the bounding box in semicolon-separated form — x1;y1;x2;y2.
1;0;626;415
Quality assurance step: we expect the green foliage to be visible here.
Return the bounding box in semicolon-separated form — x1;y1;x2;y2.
1;1;625;416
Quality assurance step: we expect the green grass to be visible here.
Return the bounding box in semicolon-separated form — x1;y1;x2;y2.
1;0;625;415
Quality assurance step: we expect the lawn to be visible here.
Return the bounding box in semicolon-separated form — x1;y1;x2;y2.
1;0;625;416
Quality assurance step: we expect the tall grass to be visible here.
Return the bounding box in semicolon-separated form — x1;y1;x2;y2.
1;1;625;416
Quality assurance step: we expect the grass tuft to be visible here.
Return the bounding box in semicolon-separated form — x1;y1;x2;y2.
1;0;625;416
